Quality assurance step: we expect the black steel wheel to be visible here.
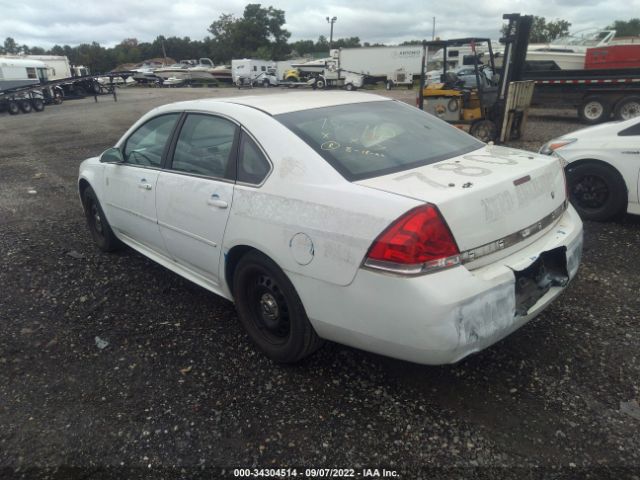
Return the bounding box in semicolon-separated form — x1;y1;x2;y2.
82;186;122;252
566;162;627;221
7;101;20;115
233;251;324;363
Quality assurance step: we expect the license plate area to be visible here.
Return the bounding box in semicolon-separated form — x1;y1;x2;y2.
514;247;569;316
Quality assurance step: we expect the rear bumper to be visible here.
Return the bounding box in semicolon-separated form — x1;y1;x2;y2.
291;205;583;365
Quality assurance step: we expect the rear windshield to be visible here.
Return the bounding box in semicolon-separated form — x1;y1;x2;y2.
275;100;483;181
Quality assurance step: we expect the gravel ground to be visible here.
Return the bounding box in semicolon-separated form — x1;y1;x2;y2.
0;87;639;480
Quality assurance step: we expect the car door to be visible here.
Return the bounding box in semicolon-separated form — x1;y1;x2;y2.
616;120;640;205
103;113;180;255
155;113;239;285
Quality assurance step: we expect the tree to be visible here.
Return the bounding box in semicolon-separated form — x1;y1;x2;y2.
3;37;19;54
608;18;640;37
208;4;291;61
502;16;571;43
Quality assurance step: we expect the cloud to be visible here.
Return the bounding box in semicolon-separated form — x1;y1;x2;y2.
0;0;637;48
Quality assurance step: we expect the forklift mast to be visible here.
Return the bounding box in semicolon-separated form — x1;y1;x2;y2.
494;13;533;124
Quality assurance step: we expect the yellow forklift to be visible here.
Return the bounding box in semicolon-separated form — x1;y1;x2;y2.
418;14;534;143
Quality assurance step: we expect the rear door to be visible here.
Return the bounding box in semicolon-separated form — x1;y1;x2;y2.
103;113;180;254
155;113;239;285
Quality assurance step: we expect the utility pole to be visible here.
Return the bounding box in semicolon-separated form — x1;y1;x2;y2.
432;17;436;40
326;16;337;50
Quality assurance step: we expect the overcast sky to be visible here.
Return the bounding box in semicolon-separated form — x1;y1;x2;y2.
0;0;637;49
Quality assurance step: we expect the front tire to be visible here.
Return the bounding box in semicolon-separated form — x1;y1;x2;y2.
469;119;497;142
233;251;324;363
566;162;627;221
82;186;122;252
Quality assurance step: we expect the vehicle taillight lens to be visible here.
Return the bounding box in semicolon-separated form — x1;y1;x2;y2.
364;204;461;275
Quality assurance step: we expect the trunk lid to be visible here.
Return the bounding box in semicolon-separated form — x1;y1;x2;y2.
356;145;566;254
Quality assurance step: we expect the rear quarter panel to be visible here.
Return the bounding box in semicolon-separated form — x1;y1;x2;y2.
221;105;421;287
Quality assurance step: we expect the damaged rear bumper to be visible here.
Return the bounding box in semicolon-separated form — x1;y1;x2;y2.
292;205;583;365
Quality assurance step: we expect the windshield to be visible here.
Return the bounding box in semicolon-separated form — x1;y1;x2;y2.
276;100;483;181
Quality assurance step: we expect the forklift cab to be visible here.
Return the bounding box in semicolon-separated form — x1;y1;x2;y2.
418;14;534;143
422;38;499;139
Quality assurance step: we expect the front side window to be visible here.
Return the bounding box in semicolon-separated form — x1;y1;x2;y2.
238;133;271;184
170;114;238;178
276;100;483;181
123;113;180;167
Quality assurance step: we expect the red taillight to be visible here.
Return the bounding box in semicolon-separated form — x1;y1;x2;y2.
364;204;461;275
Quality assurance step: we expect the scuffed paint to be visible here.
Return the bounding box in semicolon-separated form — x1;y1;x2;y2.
481;190;517;223
231;189;390;267
278;156;306;179
566;231;583;279
454;280;516;347
514;169;557;208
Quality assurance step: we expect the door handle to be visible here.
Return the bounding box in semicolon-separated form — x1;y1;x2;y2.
138;178;152;190
207;193;228;209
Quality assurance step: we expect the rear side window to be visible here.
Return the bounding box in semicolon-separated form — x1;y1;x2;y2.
123;113;180;167
170;114;238;178
276;101;482;181
238;133;271;184
619;121;640;136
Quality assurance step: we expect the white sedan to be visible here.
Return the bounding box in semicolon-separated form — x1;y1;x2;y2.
540;116;640;221
78;92;583;365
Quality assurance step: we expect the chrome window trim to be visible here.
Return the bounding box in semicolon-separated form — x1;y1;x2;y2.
460;202;568;264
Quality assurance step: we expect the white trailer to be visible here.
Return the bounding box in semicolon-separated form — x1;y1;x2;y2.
0;58;49;91
1;55;89;80
232;59;278;86
332;46;424;88
334;44;494;88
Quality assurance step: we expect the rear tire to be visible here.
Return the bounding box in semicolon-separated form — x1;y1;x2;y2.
233;251;324;363
566;161;627;221
82;186;122;252
613;96;640;121
315;77;326;90
19;100;33;113
7;101;20;115
32;98;45;112
578;96;611;124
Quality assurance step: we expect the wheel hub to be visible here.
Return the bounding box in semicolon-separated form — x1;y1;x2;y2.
260;292;280;324
573;175;609;209
91;203;103;234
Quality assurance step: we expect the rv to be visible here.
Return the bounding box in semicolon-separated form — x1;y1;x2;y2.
0;58;48;92
231;59;278;86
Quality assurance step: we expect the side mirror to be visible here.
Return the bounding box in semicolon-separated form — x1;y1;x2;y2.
100;147;124;163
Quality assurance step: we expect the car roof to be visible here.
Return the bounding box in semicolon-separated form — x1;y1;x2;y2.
155;91;391;116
